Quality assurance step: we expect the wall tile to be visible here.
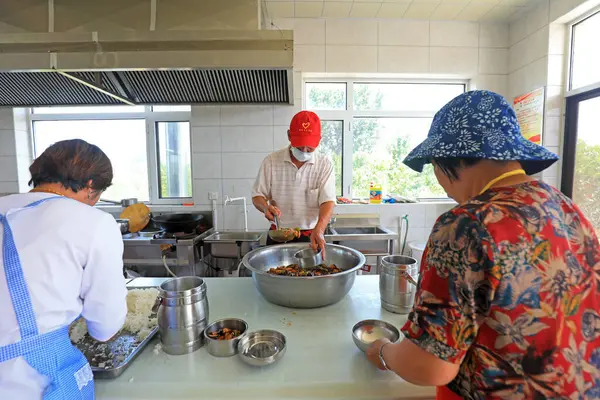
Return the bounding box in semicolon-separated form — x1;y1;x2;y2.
378;20;429;46
378;46;430;73
191;106;220;126
193;179;223;205
479;23;509;48
472;75;509;100
273;104;302;126
548;23;567;55
222;178;256;200
526;0;550;36
547;54;565;86
220;106;274;126
220;126;274;152
0;181;18;193
192;153;222;179
294;45;326;72
325;19;378;46
430;21;479;47
223;204;269;230
14;130;30;158
509;14;528;46
274;126;290;149
0;156;18;182
221;152;270;179
0;130;16;156
479;48;509;74
545;85;564;117
544;116;561;147
292;18;325;45
326;46;378;73
430;47;478;75
191;126;221;153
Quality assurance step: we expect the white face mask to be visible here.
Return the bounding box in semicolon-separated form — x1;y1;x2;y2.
291;147;313;162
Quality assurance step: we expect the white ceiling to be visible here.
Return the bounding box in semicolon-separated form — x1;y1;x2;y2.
262;0;542;22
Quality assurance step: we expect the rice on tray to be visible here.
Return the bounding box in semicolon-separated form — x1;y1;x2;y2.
70;288;159;343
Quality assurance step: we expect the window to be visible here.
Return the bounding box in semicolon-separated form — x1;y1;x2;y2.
31;105;192;204
570;11;600;90
306;80;466;200
156;121;192;198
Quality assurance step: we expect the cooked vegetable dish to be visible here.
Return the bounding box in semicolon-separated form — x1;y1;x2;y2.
207;328;242;340
268;264;342;277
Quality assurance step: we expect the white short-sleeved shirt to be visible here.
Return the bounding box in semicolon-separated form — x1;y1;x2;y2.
252;147;336;229
0;193;128;399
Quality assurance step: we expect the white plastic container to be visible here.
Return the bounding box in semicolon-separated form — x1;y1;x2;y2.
408;242;426;267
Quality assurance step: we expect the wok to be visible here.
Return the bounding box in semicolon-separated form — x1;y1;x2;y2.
152;213;205;233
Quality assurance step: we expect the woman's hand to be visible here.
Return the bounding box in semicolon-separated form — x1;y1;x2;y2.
264;205;281;222
366;338;392;370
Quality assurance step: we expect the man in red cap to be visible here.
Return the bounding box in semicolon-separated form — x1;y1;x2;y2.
251;110;336;252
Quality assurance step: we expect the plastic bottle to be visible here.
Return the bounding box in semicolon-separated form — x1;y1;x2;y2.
369;182;382;204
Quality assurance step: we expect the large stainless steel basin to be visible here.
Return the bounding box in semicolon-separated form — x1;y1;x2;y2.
203;231;264;259
333;227;388;235
241;243;365;308
328;225;397;255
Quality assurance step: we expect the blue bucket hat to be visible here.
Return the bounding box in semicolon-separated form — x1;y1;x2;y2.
403;90;559;175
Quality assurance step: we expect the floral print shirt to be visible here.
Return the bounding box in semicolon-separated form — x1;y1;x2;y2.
401;181;600;399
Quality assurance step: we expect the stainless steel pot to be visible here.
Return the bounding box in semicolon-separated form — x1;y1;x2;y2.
115;219;129;234
157;277;209;355
241;243;365;308
101;198;138;207
379;255;419;314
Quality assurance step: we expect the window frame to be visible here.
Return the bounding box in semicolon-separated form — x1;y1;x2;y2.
29;106;193;205
304;78;468;199
567;8;600;95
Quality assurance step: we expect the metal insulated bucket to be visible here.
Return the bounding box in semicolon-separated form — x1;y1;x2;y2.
157;276;209;355
379;255;419;314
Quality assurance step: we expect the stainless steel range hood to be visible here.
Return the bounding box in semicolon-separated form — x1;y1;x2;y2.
0;30;294;107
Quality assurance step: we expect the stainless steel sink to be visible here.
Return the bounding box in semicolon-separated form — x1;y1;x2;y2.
204;232;263;242
333;227;389;235
202;231;264;259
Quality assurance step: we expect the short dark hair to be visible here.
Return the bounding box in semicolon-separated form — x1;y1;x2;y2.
29;139;113;192
432;158;482;182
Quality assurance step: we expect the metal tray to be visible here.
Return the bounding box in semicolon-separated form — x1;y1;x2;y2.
73;286;159;379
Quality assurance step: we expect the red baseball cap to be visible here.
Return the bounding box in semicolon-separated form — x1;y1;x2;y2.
289;111;321;148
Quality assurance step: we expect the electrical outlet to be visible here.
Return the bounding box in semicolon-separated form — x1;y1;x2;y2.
208;192;219;201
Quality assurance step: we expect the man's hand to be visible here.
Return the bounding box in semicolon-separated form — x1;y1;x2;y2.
310;228;326;258
264;204;281;222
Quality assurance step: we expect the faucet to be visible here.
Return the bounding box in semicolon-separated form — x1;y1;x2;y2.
224;195;248;232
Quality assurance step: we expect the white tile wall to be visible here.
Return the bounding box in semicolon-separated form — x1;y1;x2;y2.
430;21;479;47
378;20;430;46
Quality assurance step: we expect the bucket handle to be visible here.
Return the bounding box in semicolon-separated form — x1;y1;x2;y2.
151;296;162;315
400;271;418;287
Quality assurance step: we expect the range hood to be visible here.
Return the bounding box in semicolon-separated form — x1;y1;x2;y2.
0;30;294;106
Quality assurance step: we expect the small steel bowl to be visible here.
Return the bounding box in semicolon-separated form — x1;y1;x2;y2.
237;329;286;367
352;319;400;352
204;318;248;357
294;247;323;269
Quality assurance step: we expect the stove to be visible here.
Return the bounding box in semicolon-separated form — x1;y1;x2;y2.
121;216;210;278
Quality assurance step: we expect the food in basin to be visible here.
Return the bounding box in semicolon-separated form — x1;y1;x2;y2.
268;263;342;277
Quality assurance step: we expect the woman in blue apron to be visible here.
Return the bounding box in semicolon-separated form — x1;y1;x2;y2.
0;139;128;399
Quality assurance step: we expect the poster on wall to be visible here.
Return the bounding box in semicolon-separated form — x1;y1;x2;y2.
513;87;545;145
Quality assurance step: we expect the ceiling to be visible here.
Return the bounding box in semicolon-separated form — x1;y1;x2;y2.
262;0;542;22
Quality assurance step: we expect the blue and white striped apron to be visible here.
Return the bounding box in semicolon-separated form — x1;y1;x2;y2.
0;196;95;399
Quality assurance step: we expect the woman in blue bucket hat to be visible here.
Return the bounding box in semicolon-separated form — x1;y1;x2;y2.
366;90;600;400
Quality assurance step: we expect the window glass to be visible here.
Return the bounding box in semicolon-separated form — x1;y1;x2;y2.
353;83;464;112
571;11;600;90
572;96;600;235
33;105;145;114
319;120;343;197
305;83;347;110
352;118;445;199
33;120;149;201
152;105;192;112
156;122;192;198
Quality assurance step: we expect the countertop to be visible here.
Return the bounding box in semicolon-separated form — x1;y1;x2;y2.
96;276;435;400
